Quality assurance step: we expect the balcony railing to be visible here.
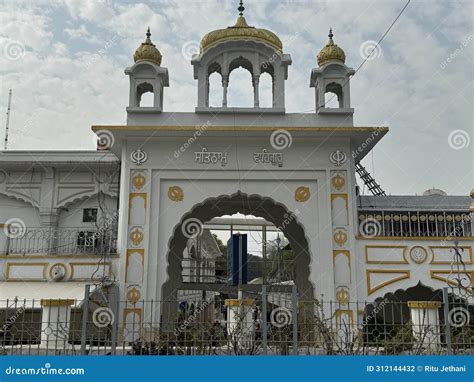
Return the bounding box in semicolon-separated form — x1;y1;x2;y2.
1;227;117;255
358;210;473;238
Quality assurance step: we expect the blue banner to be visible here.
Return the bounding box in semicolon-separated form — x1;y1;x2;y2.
0;356;472;382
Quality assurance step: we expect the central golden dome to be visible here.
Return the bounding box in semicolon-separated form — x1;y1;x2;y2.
200;13;282;53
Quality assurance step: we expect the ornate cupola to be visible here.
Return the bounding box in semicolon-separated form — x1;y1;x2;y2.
125;28;169;116
310;29;354;115
192;1;291;113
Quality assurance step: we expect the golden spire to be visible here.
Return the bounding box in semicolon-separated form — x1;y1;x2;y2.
317;28;346;67
133;27;162;65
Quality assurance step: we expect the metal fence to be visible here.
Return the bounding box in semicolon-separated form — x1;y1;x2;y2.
2;227;117;255
358;211;472;237
1;287;472;356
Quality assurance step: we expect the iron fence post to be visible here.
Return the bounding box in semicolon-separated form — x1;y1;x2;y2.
292;284;298;355
110;284;120;355
442;287;452;355
262;285;267;355
80;284;90;355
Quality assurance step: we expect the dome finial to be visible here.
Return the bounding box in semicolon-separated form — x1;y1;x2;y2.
317;27;346;67
133;27;162;65
238;0;245;16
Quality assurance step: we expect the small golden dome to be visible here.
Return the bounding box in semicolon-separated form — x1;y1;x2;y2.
200;15;282;53
317;28;346;67
133;28;162;65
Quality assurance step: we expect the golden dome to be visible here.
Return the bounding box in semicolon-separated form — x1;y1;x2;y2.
200;15;282;53
133;28;162;65
317;28;346;67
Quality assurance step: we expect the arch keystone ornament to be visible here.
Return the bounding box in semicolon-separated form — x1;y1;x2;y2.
168;186;184;201
294;186;310;202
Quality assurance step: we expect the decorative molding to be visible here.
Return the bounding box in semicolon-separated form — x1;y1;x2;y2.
409;246;428;264
130;148;148;165
127;287;141;305
48;263;68;280
429;246;472;265
366;269;410;295
356;236;474;241
6;262;48;281
294;186;310;202
331;174;345;191
125;249;145;283
329;150;347;167
336;288;350;304
129;228;144;246
168;186;184;202
333;229;348;247
364;245;408;265
132;173;146;190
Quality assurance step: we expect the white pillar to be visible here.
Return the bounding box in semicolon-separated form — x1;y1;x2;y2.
222;75;228;107
40;299;74;349
253;75;260;108
408;301;441;350
225;298;255;348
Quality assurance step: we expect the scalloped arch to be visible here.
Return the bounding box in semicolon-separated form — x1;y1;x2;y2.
56;190;117;210
161;191;315;303
0;191;39;208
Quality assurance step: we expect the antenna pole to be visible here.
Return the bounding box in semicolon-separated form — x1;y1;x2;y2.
4;89;12;151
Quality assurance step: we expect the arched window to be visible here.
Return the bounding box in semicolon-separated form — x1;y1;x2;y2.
259;71;273;108
324;82;343;108
209;64;222;107
136;82;154;107
227;57;253;107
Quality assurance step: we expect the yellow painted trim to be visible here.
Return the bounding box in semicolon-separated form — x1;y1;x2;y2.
5;262;48;281
224;299;255;306
69;262;112;280
407;301;441;309
364;245;408;265
356;236;474;241
366;269;410;296
430;270;474;292
41;299;75;307
429;246;473;265
92;125;389;133
125;249;145;283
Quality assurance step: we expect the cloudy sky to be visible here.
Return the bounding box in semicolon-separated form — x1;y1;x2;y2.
0;0;472;195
